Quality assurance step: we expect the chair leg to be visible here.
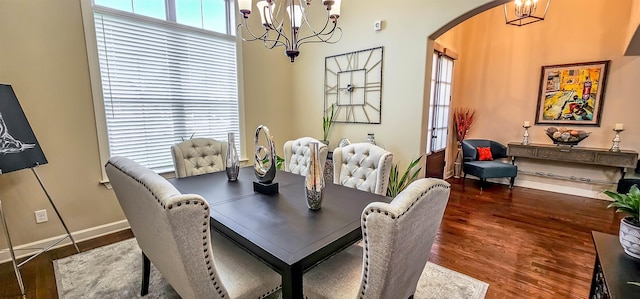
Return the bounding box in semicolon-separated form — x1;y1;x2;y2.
480;179;485;191
510;177;515;189
141;251;151;296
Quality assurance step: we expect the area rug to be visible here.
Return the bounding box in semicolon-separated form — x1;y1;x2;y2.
54;238;488;299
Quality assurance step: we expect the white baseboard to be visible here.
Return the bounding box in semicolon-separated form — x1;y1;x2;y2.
513;179;608;200
0;219;130;264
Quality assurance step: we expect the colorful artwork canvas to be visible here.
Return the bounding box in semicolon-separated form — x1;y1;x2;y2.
535;61;610;126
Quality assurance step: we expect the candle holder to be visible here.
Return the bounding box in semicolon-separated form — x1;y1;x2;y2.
522;125;531;145
610;129;624;152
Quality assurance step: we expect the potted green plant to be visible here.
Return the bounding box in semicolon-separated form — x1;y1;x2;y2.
322;104;335;145
386;156;422;198
604;184;640;259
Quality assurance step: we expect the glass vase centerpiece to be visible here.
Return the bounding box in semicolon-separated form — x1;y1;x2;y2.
226;132;240;181
305;142;324;210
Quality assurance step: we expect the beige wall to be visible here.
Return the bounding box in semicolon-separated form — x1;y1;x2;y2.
438;0;640;197
0;0;123;248
0;0;528;251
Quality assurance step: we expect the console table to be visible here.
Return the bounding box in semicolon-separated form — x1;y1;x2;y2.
590;231;640;299
507;143;638;178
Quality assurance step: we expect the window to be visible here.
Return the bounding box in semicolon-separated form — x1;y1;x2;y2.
426;51;454;154
85;0;241;174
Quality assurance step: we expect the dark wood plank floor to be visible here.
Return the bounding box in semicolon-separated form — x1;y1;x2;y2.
0;179;622;298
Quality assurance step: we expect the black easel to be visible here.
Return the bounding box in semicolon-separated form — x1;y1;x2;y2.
0;84;79;296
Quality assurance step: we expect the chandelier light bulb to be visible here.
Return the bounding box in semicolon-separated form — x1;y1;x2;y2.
329;0;341;20
256;1;273;27
239;0;252;16
286;5;304;28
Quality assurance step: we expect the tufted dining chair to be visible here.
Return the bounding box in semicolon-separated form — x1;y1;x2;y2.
171;138;227;178
303;178;451;298
333;143;393;196
105;156;281;298
283;137;328;176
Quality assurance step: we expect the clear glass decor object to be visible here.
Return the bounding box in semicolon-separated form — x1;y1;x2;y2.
305;142;324;210
226;132;240;181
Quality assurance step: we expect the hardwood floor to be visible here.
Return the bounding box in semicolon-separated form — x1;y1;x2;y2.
0;179;622;298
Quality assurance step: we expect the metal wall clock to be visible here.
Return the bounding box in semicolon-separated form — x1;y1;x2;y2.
324;46;383;124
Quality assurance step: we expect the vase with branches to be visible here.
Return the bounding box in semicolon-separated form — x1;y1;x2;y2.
452;107;476;178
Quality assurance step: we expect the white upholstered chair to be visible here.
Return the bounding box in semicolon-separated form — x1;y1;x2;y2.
105;156;281;298
283;137;329;176
333;143;393;196
171;138;227;178
303;178;451;298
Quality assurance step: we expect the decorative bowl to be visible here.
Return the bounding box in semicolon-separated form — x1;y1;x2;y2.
545;127;590;146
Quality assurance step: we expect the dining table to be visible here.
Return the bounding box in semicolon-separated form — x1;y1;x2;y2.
167;166;390;299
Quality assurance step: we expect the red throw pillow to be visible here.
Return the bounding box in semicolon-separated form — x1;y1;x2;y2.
477;147;493;161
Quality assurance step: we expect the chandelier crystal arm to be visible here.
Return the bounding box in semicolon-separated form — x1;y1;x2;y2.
297;13;341;46
237;21;290;49
298;27;341;47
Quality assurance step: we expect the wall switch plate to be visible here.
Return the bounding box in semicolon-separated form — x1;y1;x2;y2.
35;209;48;223
374;20;382;31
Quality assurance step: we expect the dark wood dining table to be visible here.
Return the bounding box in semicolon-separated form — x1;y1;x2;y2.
167;167;390;299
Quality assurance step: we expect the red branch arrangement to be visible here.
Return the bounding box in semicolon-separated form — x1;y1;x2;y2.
453;107;476;142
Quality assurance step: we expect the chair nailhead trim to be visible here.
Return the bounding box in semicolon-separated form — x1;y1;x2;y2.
359;182;450;298
106;161;227;298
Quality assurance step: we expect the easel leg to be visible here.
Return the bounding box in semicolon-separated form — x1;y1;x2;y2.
0;200;25;295
31;167;79;253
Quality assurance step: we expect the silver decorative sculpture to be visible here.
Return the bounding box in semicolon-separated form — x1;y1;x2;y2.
338;138;351;147
366;133;376;145
254;125;277;184
226;132;239;181
305;142;324;210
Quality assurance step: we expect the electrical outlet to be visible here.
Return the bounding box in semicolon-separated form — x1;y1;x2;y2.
35;209;48;224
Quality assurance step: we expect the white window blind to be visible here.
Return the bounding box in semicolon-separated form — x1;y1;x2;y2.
93;9;240;172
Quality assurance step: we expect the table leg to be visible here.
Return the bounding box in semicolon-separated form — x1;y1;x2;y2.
282;263;304;299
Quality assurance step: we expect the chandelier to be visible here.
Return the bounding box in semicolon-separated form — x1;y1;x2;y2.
504;0;550;27
237;0;343;63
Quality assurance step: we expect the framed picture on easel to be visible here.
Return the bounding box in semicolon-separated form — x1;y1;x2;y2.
0;84;47;173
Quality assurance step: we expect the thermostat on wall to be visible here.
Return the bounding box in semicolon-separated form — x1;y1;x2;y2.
374;20;383;31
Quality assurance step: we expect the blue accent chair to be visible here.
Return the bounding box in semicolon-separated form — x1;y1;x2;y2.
462;139;518;190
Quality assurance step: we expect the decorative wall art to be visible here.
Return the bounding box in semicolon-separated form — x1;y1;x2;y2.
535;61;610;126
324;47;383;124
0;84;47;173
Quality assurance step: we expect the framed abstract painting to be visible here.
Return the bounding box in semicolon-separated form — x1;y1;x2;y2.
535;60;610;126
